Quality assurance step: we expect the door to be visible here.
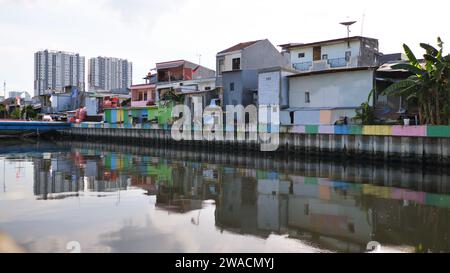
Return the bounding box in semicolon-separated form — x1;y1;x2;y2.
313;46;322;61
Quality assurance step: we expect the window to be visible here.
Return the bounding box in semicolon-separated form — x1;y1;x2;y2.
322;54;328;60
144;92;148;101
230;82;235;91
138;92;143;101
232;58;241;70
266;77;271;81
218;59;224;75
305;92;310;103
205;86;211;91
298;52;305;58
304;204;309;215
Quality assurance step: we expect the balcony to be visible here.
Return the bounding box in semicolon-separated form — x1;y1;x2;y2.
293;57;359;72
328;58;348;68
292;62;312;71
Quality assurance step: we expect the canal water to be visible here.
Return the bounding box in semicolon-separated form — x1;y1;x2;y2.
0;139;449;253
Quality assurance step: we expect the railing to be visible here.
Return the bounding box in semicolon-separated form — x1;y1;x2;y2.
292;62;312;71
328;58;348;68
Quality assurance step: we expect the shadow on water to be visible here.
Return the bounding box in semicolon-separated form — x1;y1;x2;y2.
1;139;450;253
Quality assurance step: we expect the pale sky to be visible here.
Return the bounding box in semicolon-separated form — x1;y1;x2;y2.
0;0;448;96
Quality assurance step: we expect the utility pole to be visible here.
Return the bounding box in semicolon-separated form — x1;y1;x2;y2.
3;81;6;98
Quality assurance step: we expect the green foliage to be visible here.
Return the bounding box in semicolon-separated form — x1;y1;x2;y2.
161;88;184;106
354;89;375;125
21;105;37;120
0;104;6;119
382;37;450;125
10;108;21;119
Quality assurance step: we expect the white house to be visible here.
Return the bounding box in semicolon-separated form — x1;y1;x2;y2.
285;67;375;125
279;36;379;73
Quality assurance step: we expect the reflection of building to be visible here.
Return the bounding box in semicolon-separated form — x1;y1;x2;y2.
33;154;130;200
215;171;375;252
31;143;450;253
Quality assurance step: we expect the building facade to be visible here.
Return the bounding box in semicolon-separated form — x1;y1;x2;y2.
155;60;216;102
216;39;289;107
34;50;86;96
88;57;132;92
280;36;379;72
285;67;375;125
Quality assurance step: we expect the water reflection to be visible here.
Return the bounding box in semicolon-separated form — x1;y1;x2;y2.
1;140;450;253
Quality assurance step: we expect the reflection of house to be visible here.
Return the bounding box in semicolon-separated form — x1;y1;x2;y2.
257;180;289;232
287;176;373;251
216;39;288;107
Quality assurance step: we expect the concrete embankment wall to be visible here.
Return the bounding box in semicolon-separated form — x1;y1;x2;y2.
60;123;450;165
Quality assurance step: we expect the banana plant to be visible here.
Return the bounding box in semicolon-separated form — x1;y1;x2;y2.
382;37;449;125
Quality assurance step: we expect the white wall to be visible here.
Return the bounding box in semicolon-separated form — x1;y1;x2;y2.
220;52;242;73
290;41;361;65
85;97;98;116
289;70;374;108
258;71;280;105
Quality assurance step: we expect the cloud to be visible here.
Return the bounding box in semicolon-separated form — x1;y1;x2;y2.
0;0;448;94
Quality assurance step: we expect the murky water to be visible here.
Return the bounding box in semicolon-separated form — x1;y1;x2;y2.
0;140;449;253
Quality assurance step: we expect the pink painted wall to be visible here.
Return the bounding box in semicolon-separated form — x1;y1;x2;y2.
131;101;149;107
391;126;427;137
391;188;426;204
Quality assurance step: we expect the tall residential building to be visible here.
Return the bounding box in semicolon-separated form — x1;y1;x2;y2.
88;57;132;92
34;50;86;96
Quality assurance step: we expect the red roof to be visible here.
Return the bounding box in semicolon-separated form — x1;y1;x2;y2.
217;40;262;54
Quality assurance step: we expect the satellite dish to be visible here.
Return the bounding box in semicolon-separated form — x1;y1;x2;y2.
340;21;357;47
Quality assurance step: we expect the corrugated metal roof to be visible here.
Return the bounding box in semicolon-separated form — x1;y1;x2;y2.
156;60;185;70
217;40;262;54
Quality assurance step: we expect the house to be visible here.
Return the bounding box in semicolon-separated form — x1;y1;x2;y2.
216;39;289;107
257;67;297;124
285;67;376;125
278;36;380;125
279;36;379;72
155;60;216;103
131;72;157;108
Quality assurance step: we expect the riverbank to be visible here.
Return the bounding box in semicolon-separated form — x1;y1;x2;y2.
59;123;450;166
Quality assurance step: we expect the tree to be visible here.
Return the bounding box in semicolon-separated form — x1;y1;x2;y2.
10;108;21;119
382;37;450;125
0;104;6;119
161;88;184;106
21;105;37;120
354;89;375;125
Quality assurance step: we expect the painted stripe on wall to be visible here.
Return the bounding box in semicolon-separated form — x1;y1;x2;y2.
363;126;392;136
392;126;427;137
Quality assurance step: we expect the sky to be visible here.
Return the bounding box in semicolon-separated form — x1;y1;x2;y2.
0;0;448;96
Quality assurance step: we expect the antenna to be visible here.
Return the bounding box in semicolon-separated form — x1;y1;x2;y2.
196;53;202;65
361;10;366;36
340;20;357;47
3;81;6;98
